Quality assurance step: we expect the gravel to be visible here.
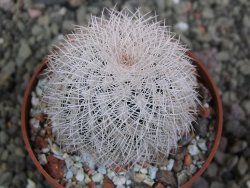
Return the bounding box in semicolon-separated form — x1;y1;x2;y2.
0;0;250;187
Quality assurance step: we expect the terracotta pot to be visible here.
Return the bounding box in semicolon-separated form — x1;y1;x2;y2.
21;51;223;188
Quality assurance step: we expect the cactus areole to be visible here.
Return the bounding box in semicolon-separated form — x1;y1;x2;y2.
42;9;200;168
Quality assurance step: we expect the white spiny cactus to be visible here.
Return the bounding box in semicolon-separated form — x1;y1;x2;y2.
42;8;199;168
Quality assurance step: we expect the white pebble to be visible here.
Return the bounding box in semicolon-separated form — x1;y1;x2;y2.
107;169;116;179
113;176;126;186
172;0;180;4
197;139;208;151
31;92;39;106
133;173;147;183
188;145;200;156
76;168;85;182
38;154;47;165
26;179;36;188
74;162;82;168
0;38;4;44
51;144;63;156
85;174;91;184
143;177;155;186
66;170;73;180
65;157;74;169
166;159;175;171
139;168;148;174
148;166;158;179
97;166;107;174
41;147;49;153
175;21;189;31
126;179;132;185
92;173;104;183
133;164;141;172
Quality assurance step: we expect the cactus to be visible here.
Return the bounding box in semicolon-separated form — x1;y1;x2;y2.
42;9;199;168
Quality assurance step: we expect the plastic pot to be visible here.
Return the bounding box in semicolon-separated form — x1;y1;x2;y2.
21;51;223;188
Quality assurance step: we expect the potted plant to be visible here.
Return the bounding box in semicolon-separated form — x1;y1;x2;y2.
21;9;223;188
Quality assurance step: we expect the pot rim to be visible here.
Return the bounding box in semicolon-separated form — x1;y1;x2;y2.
21;51;223;188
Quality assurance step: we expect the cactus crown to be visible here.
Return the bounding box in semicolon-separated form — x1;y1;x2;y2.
42;8;199;168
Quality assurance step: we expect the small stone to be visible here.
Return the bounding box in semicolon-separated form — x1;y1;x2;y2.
177;170;188;185
38;154;47;165
246;181;250;188
237;157;248;176
217;51;229;61
139;168;148;174
74;162;82;168
38;15;49;26
0;131;8;145
26;179;36;188
210;181;225;188
242;100;250;115
97;166;107;175
184;154;192;166
148;166;158;179
106;169;115;180
133;164;142;172
103;176;115;188
85;174;91;184
199;104;210;118
154;182;165;188
189;164;197;174
92;173;104;183
173;160;183;173
51;144;63;156
65;157;74;169
197;139;207;151
207;162;218;178
133;173;147;183
113;176;126;186
0;38;4;44
166;159;175;171
156;170;177;187
67;0;83;7
28;8;42;18
76;168;85;182
229;103;246;121
47;162;64;179
194;118;208;137
18;40;32;61
179;134;193;146
230;140;248;154
188;145;200;156
35;136;48;149
35;113;46;123
66;170;73;180
175;21;189;31
143;177;155;186
226;156;238;171
191;177;208;188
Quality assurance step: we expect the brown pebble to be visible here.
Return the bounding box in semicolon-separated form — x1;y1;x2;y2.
35;136;48;149
47;154;59;164
111;165;127;173
35;113;46;123
45;126;52;136
199;104;210;118
156;170;177;187
87;181;96;188
173;160;183;173
184;154;192;166
60;179;67;186
46;162;64;179
103;176;115;188
154;182;165;188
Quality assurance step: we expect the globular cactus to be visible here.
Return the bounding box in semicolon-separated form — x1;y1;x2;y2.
42;9;199;168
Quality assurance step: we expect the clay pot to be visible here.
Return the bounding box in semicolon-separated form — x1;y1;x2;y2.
21;51;223;188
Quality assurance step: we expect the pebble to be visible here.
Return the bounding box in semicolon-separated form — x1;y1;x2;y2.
175;21;189;31
184;154;192;166
207;162;218;178
230;140;248;153
188;145;200;156
197;139;208;151
113;176;126;186
66;170;73;180
51;144;63;156
148;166;158;179
65;157;74;169
156;170;177;187
191;177;209;188
18;40;32;61
76;168;85;182
0;131;8;145
92;173;104;183
133;173;147;183
97;166;107;175
38;154;47;165
139;168;148;174
166;159;175;171
177;170;188;185
26;179;36;188
143;177;155;186
237;157;248;176
210;181;225;188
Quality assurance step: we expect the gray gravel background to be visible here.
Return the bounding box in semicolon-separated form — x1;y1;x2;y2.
0;0;250;187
